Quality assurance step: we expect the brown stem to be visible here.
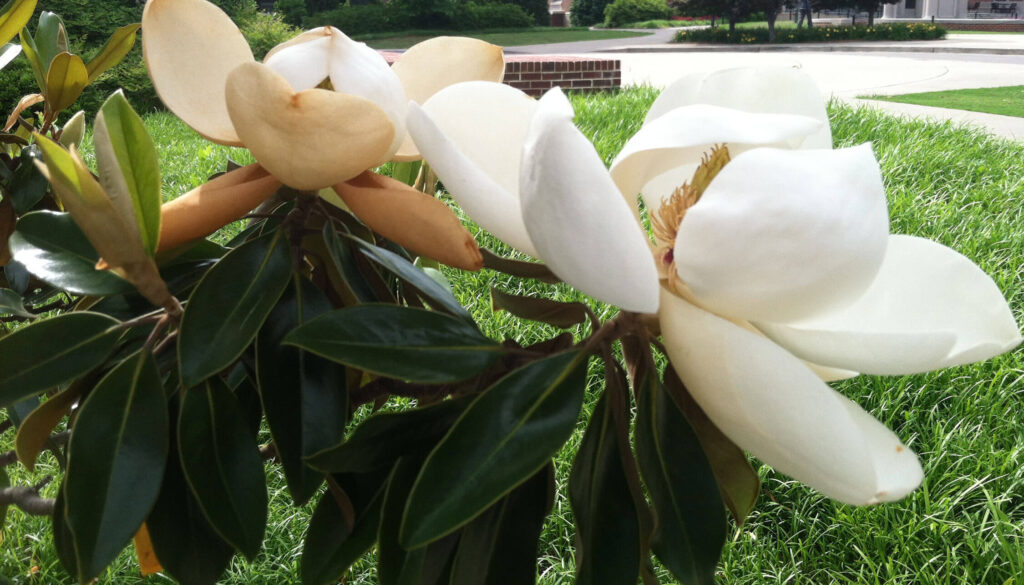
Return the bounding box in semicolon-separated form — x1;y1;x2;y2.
0;483;54;516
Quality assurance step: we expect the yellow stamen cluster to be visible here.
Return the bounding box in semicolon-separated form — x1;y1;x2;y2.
653;144;731;294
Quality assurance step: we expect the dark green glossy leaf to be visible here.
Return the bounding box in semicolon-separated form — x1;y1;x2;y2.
178;378;267;559
320;224;377;304
401;351;587;548
4;260;29;294
353;238;470;319
9;211;133;295
0;288;32;318
284;305;503;384
378;458;427;585
8;145;48;214
480;248;559;284
490;287;589;329
449;464;553;585
178;231;292;387
569;390;642;585
34;11;63;75
307;397;470;474
51;487;76;576
0;311;120;407
635;373;726;585
662;363;760;525
65;350;168;582
301;472;387;585
148;407;235;585
257;276;346;505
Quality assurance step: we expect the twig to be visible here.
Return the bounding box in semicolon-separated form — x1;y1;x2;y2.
0;477;55;516
119;309;165;329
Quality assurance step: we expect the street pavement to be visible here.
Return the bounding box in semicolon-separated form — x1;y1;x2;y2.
510;32;1024;140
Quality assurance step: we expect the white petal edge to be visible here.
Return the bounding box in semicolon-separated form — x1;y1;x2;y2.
609;104;822;208
659;288;923;505
647;66;832;149
264;34;332;91
756;234;1022;375
520;88;659;314
321;27;407;159
675;144;889;323
408;82;538;256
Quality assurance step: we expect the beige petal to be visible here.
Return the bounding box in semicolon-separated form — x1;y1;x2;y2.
142;0;253;146
333;172;483;271
225;62;394;190
392;37;505;160
158;163;281;252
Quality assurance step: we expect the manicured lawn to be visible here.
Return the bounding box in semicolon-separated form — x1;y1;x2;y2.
866;85;1024;118
354;27;650;49
1;89;1022;585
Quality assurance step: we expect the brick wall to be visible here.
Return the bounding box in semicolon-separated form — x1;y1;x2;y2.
380;52;622;97
503;56;622;96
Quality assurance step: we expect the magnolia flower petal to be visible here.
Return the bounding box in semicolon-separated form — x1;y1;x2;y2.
225;62;394;190
647;66;832;149
408;82;538;256
264;34;331;91
675;144;889;323
142;0;253;146
314;27;407;158
609;104;822;207
392;37;505;160
333;172;483;271
519;89;659;313
757;235;1022;374
659;289;923;505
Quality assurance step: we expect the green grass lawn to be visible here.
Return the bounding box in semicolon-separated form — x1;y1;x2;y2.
866;85;1024;118
353;27;650;49
1;89;1022;585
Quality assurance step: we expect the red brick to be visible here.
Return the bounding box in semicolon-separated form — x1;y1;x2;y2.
522;73;542;80
582;71;602;79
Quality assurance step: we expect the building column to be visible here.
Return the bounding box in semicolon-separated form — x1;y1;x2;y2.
883;2;898;17
921;0;937;18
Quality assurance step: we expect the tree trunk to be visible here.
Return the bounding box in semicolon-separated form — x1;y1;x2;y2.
767;9;777;42
807;10;813;27
867;8;875;24
728;9;738;31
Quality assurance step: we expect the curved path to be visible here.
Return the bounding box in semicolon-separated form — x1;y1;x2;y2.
510;32;1024;139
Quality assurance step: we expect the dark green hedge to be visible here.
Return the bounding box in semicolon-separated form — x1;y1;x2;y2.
675;22;946;43
603;0;670;28
308;1;535;35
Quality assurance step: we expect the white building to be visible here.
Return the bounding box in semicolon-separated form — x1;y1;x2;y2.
883;0;1018;19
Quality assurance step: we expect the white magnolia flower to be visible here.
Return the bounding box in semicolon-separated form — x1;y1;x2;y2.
408;68;1022;505
142;0;503;190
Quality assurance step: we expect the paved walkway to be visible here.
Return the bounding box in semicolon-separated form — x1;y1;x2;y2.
511;32;1024;140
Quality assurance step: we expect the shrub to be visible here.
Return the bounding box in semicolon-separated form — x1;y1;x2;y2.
571;0;612;26
307;3;393;35
451;2;534;29
603;0;670;27
239;9;302;59
504;0;549;25
675;22;947;43
383;0;457;29
274;0;309;25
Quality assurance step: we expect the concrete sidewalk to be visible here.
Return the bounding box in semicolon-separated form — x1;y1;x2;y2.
511;32;1024;140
